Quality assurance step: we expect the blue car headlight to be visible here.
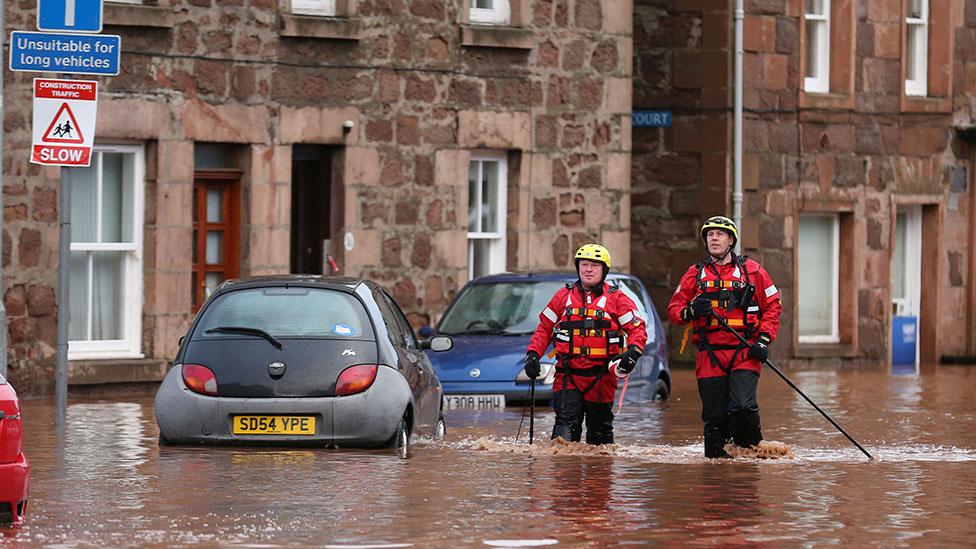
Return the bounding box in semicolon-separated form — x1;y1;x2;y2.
516;361;556;385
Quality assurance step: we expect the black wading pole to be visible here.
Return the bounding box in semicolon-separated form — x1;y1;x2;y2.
529;378;535;445
711;313;873;460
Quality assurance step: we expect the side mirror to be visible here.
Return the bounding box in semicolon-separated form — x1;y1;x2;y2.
178;335;185;346
418;325;434;339
422;335;453;352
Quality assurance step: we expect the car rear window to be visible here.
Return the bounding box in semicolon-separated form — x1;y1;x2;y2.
438;280;566;335
195;287;374;340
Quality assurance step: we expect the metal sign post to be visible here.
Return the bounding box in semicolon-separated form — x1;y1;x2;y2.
55;169;71;426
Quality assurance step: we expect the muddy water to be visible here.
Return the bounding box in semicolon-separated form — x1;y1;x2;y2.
4;366;976;546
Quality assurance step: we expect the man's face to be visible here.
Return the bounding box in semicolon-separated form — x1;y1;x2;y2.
578;259;604;288
706;229;733;256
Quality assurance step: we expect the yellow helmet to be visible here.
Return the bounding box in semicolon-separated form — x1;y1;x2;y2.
700;215;738;244
574;243;611;271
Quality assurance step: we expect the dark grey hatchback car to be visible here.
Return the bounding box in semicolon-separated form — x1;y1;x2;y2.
155;276;453;451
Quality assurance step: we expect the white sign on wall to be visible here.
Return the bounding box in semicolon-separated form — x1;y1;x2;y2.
31;78;98;167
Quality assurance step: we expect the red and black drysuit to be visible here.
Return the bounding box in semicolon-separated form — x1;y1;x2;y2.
667;253;781;457
527;281;648;444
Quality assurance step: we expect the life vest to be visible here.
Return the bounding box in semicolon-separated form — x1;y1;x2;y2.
552;285;623;359
692;254;760;370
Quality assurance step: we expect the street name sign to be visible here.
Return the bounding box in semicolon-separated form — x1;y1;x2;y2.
31;78;99;167
632;110;673;128
9;31;120;75
38;0;104;33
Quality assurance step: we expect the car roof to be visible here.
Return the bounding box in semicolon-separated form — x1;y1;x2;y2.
465;271;642;284
215;274;367;293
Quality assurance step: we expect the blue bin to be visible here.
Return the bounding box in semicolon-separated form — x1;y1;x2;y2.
892;316;917;366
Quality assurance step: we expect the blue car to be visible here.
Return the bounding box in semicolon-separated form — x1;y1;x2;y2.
422;272;671;409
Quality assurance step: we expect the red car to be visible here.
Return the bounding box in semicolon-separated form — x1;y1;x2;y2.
0;375;28;524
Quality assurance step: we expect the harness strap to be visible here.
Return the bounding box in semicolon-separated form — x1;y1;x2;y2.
564;307;608;319
558;357;607;398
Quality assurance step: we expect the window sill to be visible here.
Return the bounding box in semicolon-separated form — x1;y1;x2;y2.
104;4;174;28
280;14;362;41
900;94;952;114
460;24;533;50
68;358;167;386
799;91;854;111
794;343;857;359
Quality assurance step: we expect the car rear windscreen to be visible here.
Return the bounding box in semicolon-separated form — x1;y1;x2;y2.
195;287;374;339
438;281;565;335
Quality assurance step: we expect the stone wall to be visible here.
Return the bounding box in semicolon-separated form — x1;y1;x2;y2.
634;0;976;365
1;0;634;392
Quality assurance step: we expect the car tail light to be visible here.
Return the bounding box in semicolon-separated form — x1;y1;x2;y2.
335;364;378;396
182;364;219;396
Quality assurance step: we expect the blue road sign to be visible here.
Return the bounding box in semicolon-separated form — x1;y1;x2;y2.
38;0;104;33
9;31;120;75
632;110;672;128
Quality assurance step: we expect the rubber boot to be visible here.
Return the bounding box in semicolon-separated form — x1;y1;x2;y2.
731;411;762;448
703;419;732;458
584;400;614;445
551;423;575;442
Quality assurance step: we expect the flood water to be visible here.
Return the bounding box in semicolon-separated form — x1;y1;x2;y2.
4;366;976;546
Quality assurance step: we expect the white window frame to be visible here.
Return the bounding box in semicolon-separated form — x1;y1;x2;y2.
797;214;840;343
291;0;337;17
68;144;145;360
469;0;511;25
804;0;831;94
905;0;928;96
467;151;508;280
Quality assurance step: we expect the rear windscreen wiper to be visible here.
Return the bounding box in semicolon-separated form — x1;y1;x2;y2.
204;326;283;350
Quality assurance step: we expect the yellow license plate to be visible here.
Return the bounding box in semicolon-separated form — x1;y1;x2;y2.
232;415;316;435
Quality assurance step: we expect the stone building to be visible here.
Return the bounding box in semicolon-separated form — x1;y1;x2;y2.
2;0;634;393
633;0;976;368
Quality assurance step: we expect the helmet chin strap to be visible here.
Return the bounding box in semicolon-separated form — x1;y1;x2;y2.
707;247;733;264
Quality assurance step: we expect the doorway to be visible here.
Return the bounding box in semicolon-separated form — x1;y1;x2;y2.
891;206;921;371
290;145;333;275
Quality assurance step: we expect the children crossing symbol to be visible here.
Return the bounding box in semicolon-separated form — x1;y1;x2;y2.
41;103;85;143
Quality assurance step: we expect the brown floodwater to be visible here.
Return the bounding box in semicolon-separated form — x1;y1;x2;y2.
3;366;976;546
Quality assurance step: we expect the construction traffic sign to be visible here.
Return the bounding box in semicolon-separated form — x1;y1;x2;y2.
31;78;98;166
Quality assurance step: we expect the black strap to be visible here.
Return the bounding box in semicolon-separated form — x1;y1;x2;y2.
558;357;607;397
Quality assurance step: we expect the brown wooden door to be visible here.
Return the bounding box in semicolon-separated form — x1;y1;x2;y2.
192;171;240;312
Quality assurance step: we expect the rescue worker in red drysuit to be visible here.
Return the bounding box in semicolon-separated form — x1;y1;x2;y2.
667;216;782;458
524;244;648;444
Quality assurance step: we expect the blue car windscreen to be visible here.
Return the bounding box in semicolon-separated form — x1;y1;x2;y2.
438;281;565;335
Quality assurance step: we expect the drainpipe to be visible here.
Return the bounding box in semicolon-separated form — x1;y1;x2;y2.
0;6;7;379
733;0;744;252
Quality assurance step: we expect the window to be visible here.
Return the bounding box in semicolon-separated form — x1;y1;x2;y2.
804;0;830;93
291;0;336;16
469;0;510;25
797;214;839;342
891;207;921;317
67;145;144;359
196;287;373;340
904;0;928;96
467;152;507;280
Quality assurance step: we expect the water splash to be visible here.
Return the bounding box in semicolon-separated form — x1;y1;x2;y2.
432;436;797;463
724;440;796;459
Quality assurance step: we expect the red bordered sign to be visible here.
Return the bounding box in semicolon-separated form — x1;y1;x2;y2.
31;78;98;167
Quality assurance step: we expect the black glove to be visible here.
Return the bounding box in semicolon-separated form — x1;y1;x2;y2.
524;351;541;380
612;345;643;375
683;295;713;320
749;333;771;362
